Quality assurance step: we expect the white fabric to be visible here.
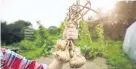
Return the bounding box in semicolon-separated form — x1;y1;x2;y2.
42;64;48;69
123;21;136;62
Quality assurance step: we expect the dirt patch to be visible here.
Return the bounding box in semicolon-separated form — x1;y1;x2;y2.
35;56;108;69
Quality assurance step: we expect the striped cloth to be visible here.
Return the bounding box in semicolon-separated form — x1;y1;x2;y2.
0;48;48;69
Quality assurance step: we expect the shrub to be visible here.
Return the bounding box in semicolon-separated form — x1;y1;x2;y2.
19;40;35;50
20;48;43;59
105;40;135;69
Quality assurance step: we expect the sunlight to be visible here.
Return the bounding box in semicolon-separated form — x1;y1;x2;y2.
91;0;118;13
81;0;118;20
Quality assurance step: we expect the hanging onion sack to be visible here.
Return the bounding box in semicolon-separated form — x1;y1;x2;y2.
69;46;86;68
69;49;74;58
69;54;86;68
53;0;100;67
55;49;70;62
55;41;71;62
56;40;66;51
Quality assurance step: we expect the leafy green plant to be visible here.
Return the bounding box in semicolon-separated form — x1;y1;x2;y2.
105;40;135;69
19;40;35;50
75;20;135;69
77;20;106;59
77;20;92;45
20;48;43;59
95;24;104;43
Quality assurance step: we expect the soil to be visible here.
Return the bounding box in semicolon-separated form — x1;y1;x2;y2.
35;56;108;69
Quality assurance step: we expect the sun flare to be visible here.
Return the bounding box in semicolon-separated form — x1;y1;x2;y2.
91;0;118;13
80;0;118;20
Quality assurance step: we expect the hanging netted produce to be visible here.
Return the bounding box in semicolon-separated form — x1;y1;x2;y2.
54;0;100;68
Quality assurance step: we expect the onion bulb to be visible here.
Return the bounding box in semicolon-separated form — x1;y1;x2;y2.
56;40;66;51
69;54;86;68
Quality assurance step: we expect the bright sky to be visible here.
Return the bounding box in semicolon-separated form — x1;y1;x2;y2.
0;0;117;29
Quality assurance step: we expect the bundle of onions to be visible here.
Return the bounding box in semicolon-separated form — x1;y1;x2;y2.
69;54;86;68
69;41;86;68
55;40;86;68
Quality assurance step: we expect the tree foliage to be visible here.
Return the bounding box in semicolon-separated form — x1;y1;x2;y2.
47;26;60;35
1;20;31;45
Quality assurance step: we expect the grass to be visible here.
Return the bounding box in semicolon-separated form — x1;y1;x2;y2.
20;48;44;59
105;40;136;69
80;40;136;69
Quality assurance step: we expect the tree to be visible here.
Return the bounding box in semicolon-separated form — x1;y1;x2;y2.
1;20;32;45
47;26;60;35
1;21;9;45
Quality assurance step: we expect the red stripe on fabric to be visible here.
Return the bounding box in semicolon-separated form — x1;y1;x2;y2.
28;61;36;69
11;57;22;69
3;66;9;69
